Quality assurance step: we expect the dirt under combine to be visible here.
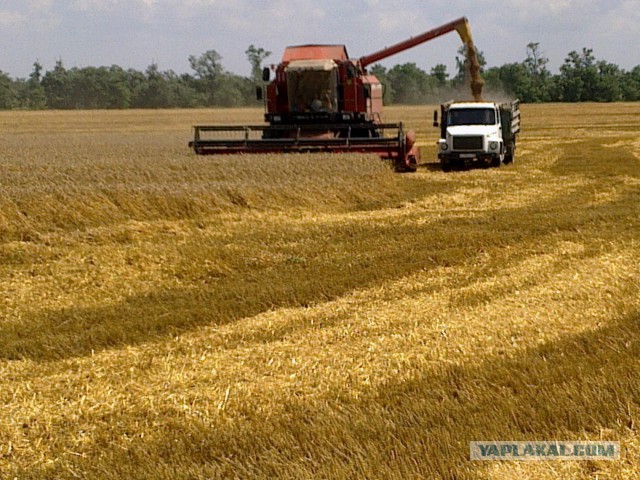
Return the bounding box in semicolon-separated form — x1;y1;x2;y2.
190;17;481;172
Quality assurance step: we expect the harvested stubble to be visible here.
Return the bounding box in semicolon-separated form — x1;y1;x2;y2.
0;104;639;479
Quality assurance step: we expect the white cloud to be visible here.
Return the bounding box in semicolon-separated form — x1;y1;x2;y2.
0;7;59;33
0;10;26;29
27;0;54;9
264;0;326;23
598;0;640;31
70;0;115;12
69;0;164;12
166;0;223;5
372;10;422;32
0;0;638;78
503;0;578;16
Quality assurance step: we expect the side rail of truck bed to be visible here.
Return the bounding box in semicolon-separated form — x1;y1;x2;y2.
499;100;520;142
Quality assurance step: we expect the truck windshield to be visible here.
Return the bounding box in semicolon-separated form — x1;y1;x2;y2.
448;108;496;126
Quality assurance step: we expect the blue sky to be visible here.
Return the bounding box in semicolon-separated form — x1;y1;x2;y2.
1;0;639;78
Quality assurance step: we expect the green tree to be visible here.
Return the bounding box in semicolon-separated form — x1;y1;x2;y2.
211;73;247;106
386;63;436;104
522;42;553;102
133;63;173;108
245;45;271;84
557;48;626;102
189;50;223;106
621;66;640;101
0;70;15;109
126;69;149;108
430;64;449;86
42;59;73;109
558;48;597;101
106;65;134;108
593;61;623;101
483;63;528;98
189;50;223;81
16;61;47;109
164;71;201;108
369;64;393;104
70;66;132;109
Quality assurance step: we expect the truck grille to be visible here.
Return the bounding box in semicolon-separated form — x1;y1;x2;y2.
452;136;483;151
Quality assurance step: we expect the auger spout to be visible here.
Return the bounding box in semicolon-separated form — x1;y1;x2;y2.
454;18;473;44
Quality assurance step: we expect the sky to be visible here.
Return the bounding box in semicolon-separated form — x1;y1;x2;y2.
1;0;639;79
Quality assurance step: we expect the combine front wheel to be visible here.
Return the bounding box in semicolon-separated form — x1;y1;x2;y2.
395;156;418;173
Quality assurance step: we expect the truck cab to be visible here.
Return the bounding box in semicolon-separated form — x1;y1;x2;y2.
434;100;520;171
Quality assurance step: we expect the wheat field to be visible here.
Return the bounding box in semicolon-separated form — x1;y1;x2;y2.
0;103;639;479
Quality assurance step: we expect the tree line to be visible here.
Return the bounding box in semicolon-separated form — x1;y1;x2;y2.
372;43;640;104
0;46;270;110
0;43;638;110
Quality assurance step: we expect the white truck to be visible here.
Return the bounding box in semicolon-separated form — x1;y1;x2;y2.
433;100;520;171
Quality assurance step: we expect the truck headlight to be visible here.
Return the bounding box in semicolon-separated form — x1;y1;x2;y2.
489;141;498;150
440;143;449;151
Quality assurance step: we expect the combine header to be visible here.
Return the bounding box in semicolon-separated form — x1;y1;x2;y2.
190;17;474;171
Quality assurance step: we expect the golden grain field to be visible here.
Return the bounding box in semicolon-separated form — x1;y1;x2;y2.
0;104;639;479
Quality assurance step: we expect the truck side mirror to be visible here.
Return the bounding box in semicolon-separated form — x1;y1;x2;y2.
256;87;263;101
433;110;439;128
262;67;271;82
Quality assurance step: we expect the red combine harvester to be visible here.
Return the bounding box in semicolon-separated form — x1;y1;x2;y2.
190;17;473;171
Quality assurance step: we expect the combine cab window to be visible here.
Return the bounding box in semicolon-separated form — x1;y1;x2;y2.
286;61;338;113
448;108;496;126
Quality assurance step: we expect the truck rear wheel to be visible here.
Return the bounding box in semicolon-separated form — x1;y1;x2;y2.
504;142;516;164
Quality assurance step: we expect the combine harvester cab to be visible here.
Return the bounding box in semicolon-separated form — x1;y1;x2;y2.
190;17;476;172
